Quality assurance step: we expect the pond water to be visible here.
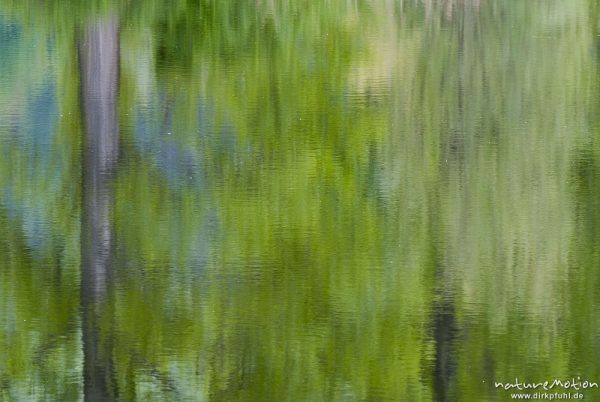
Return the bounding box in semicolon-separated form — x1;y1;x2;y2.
1;1;600;401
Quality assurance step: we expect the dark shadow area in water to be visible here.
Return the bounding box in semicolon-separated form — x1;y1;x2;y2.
433;300;457;402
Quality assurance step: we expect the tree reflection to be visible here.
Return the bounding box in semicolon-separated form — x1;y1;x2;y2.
79;16;120;401
1;1;599;400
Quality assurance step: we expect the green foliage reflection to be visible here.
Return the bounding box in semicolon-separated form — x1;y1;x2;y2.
1;0;600;401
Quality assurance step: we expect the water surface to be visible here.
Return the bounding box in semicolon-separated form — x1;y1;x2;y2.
1;1;600;401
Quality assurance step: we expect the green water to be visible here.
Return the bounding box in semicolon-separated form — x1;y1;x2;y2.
1;1;600;401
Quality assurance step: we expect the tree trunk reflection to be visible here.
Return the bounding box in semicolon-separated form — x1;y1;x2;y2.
79;17;119;402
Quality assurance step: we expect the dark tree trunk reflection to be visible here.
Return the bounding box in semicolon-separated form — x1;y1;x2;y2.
79;17;120;402
433;301;457;402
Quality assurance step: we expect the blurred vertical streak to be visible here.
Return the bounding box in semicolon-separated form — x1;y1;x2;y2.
79;16;120;402
432;301;457;402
